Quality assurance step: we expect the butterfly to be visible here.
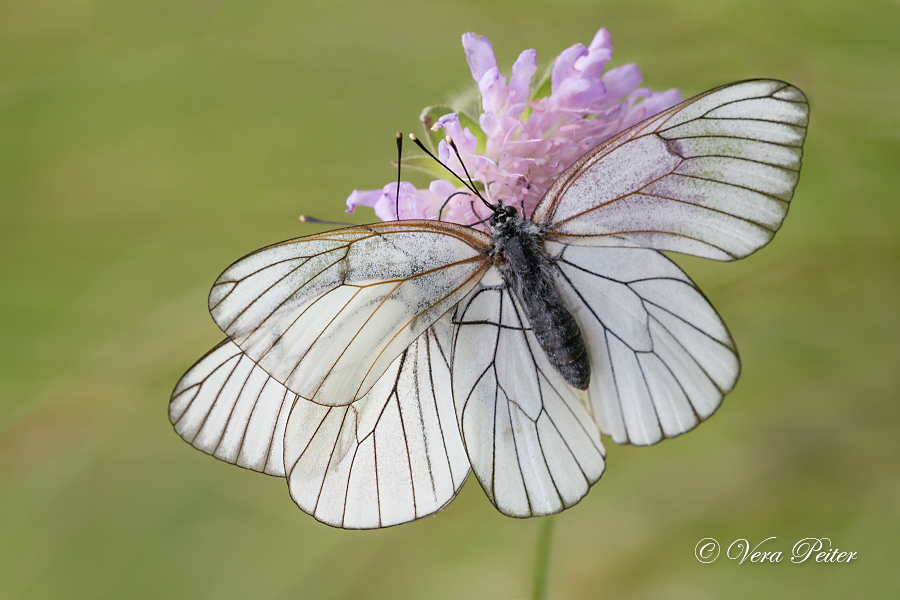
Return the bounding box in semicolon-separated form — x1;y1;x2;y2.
170;79;808;528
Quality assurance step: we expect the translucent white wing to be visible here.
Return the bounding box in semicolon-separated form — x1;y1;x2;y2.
169;339;296;476
549;243;740;445
452;269;606;517
534;79;809;260
284;318;470;528
209;221;490;406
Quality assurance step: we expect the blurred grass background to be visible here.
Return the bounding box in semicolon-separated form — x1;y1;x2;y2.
1;0;898;598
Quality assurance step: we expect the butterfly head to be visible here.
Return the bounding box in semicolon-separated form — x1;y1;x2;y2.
489;204;519;229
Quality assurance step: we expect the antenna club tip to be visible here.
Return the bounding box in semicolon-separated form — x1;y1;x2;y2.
395;131;402;139
409;133;419;141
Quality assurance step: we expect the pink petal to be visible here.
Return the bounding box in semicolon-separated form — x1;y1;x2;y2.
436;113;463;140
509;49;537;103
478;111;501;142
345;188;383;213
637;87;683;116
551;43;587;93
600;64;643;104
552;77;605;111
588;28;613;54
429;178;460;200
478;66;508;115
463;33;498;85
620;87;683;128
573;44;612;79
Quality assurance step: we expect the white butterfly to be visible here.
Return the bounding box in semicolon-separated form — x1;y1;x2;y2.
170;79;808;528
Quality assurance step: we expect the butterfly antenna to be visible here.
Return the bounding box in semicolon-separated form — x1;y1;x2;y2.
437;190;472;222
298;215;358;227
444;136;496;208
395;131;402;221
468;200;493;227
408;133;497;211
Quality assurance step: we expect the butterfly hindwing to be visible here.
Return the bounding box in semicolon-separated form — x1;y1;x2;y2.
534;79;808;261
169;339;296;476
550;243;739;445
451;268;606;517
208;221;490;406
284;317;470;528
170;319;471;528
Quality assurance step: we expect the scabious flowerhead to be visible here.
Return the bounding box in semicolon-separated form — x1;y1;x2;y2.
346;28;682;227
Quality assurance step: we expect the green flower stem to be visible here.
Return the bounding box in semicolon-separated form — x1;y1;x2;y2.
531;514;556;600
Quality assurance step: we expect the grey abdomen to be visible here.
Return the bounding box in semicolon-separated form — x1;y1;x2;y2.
501;235;591;390
518;275;591;390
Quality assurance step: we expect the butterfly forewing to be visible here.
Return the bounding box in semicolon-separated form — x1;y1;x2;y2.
284;317;470;528
208;221;491;406
533;79;808;261
550;243;739;445
452;268;606;517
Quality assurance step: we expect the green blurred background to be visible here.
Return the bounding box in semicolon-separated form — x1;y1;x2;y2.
1;0;898;598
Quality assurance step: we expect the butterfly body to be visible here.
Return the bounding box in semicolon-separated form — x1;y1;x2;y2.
489;206;591;390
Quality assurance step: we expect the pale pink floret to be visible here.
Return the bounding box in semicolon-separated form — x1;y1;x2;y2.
346;28;682;226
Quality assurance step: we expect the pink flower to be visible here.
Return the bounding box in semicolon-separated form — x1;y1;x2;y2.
346;28;682;227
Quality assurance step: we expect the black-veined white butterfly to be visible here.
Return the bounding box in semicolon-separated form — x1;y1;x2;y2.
170;79;808;528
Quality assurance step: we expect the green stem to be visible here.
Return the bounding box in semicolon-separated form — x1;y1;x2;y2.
531;515;556;600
